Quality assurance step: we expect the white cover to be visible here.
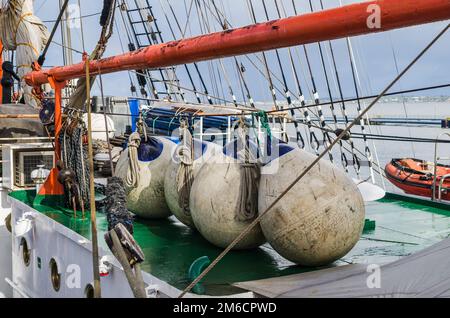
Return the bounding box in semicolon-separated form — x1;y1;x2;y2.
235;238;450;298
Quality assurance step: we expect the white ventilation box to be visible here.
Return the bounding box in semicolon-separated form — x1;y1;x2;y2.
1;144;54;191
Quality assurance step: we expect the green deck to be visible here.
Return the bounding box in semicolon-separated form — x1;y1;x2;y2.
9;190;450;296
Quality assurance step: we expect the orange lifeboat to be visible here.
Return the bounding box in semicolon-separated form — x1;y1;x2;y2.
385;159;450;200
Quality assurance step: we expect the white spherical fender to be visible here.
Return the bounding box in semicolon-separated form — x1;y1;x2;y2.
190;145;266;250
164;140;220;228
259;148;365;266
115;136;175;219
82;113;115;141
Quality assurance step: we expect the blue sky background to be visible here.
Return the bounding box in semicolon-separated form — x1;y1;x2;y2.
34;0;450;101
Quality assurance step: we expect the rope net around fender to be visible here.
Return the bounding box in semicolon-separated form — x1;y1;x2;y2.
176;121;195;216
236;122;261;222
125;131;141;188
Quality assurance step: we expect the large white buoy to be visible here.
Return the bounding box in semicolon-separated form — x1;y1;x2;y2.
82;113;115;141
115;136;175;219
259;147;365;266
164;140;219;228
190;139;266;250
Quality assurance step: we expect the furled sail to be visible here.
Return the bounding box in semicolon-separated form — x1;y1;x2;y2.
0;0;49;108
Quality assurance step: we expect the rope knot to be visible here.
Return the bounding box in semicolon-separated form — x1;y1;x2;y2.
125;132;141;188
128;132;141;148
176;121;195;216
236;123;261;222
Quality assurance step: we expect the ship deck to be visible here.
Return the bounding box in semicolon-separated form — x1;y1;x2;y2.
8;191;450;296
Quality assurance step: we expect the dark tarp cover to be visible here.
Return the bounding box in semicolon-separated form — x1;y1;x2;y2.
0;104;45;139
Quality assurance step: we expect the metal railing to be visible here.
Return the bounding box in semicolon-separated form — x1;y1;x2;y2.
194;114;289;149
432;132;450;201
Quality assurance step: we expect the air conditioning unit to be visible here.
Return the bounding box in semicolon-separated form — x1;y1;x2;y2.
2;144;54;191
14;150;54;188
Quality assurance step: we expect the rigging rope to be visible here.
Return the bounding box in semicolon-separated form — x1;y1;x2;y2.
163;0;214;104
37;0;69;66
246;0;286;140
176;120;195;216
209;0;256;108
261;0;304;146
337;0;375;182
264;83;450;115
236;120;260;222
316;0;360;176
159;2;200;103
388;32;417;159
125;132;141;188
117;3;149;97
273;0;308;149
195;0;237;107
308;0;350;169
67;0;117;111
287;1;320;155
131;0;176;101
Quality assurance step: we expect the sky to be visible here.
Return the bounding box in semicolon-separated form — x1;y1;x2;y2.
32;0;450;101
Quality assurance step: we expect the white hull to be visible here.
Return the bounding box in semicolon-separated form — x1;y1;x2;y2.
6;196;182;298
0;187;12;298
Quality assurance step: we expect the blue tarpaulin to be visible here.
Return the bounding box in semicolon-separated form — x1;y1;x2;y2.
128;99;140;132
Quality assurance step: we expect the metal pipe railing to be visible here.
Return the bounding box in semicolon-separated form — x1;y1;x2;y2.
432;133;450;201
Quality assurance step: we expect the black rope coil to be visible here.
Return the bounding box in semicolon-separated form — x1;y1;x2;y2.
105;177;134;234
60;127;90;209
100;0;114;26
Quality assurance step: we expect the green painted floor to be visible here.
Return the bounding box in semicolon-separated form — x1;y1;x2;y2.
9;191;450;296
343;194;450;266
